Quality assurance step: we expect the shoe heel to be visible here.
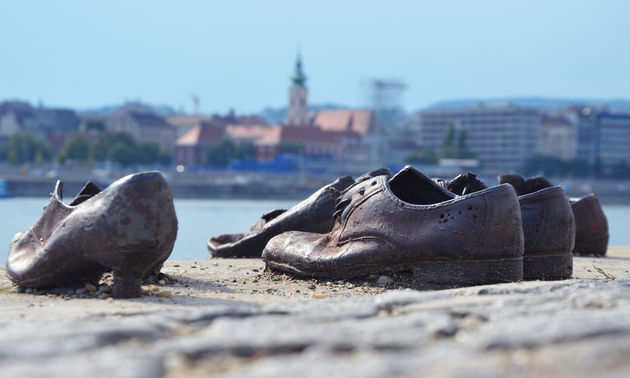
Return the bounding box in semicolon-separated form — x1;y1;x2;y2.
523;252;572;280
410;257;523;287
112;270;143;298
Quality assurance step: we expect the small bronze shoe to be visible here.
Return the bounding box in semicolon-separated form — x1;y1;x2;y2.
571;194;609;256
498;175;575;280
262;166;524;286
7;171;178;298
208;168;392;258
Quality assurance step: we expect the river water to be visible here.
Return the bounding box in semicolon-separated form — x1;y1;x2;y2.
0;198;628;264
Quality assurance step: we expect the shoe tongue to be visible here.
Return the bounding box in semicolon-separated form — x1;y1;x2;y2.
498;174;552;195
445;172;487;195
389;166;454;205
69;181;102;206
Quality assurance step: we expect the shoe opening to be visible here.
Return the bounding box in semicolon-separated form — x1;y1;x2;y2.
389;167;454;205
498;174;552;195
69;181;102;206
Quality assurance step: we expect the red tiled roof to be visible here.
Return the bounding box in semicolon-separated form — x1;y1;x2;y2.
350;110;373;134
176;122;226;146
225;124;279;142
177;122;360;148
312;109;373;134
280;126;354;144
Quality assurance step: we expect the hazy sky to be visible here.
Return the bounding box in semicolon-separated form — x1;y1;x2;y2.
1;1;628;114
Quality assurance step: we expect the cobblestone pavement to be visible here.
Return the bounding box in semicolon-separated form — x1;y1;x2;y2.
1;247;629;377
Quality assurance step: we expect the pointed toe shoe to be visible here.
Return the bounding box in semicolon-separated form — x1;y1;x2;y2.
208;168;392;258
7;171;178;298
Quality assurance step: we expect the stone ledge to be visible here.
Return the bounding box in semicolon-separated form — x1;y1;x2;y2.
1;248;629;377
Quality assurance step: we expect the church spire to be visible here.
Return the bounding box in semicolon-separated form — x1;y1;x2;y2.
287;49;309;126
291;51;306;87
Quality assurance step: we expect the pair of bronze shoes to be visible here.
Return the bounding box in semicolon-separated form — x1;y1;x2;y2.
6;172;178;298
496;174;608;257
219;167;606;286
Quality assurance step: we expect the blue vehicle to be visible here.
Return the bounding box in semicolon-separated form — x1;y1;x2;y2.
0;179;14;198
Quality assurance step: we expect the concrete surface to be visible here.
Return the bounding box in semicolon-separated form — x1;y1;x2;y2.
1;247;629;377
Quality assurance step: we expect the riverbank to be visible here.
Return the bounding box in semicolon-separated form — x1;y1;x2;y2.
3;165;630;202
1;248;630;377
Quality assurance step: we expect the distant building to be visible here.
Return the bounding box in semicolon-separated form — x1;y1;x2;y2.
596;112;630;167
166;114;218;138
562;106;630;169
539;115;575;160
312;109;374;135
175;122;360;166
419;104;541;172
176;53;374;168
175;122;227;166
106;110;176;154
0;101;79;153
286;53;309;126
0;101;32;137
166;112;266;139
253;125;360;161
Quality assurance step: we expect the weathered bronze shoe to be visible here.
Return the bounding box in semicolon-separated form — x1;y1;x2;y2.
571;194;608;256
262;166;524;285
7;171;178;298
498;174;575;280
208;168;392;258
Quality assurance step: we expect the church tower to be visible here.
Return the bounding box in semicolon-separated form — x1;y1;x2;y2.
287;53;309;126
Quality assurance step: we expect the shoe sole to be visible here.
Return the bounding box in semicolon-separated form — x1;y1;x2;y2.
572;252;606;257
266;256;524;287
409;257;523;287
523;252;573;280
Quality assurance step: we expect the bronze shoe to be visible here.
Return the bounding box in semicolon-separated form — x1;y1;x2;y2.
262;166;524;285
570;194;608;256
207;168;392;258
7;171;178;298
498;174;575;280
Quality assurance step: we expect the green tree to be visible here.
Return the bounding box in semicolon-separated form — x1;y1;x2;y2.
7;132;53;164
205;139;237;167
136;142;160;165
405;149;439;165
441;123;456;149
235;142;256;160
58;134;91;163
92;132;135;162
158;151;173;165
108;142;136;167
439;124;475;159
439;123;458;159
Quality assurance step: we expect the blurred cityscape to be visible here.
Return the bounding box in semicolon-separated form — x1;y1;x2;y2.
1;54;630;200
